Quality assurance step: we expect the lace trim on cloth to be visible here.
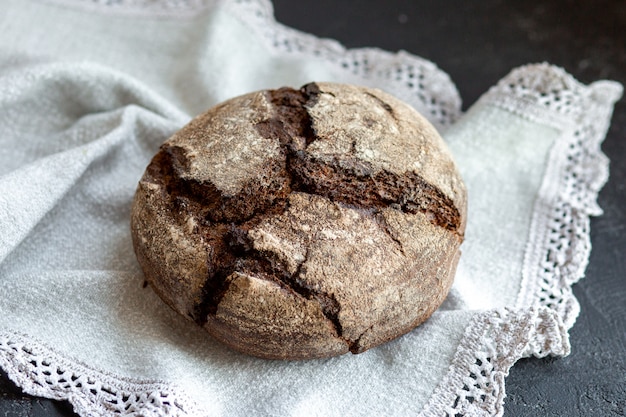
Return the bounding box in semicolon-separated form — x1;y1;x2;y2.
421;64;622;417
222;0;461;129
0;332;201;417
421;308;569;417
482;64;622;328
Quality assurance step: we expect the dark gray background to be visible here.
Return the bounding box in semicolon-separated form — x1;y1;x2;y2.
1;0;625;415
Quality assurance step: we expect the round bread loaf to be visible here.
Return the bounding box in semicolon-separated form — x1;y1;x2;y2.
131;82;467;360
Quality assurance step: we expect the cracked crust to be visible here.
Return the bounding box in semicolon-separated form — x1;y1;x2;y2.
131;82;467;360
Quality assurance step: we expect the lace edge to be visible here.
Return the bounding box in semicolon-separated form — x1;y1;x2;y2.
225;0;462;129
420;307;570;417
0;330;203;416
479;63;622;328
419;64;622;417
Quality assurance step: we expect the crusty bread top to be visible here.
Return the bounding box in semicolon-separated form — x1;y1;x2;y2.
165;82;466;232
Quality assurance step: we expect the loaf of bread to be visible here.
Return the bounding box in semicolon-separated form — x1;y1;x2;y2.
131;82;467;360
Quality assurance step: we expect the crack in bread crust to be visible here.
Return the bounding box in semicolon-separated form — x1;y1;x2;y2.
240;84;461;233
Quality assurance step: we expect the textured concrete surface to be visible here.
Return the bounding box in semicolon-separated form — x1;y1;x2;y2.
1;0;624;415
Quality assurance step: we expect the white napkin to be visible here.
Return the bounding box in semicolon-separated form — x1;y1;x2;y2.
0;1;622;416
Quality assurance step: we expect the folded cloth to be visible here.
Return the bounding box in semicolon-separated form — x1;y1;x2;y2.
0;1;622;416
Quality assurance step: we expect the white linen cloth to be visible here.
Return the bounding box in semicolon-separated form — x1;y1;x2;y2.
0;1;622;416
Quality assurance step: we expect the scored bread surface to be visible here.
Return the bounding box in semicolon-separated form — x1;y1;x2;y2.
131;82;467;360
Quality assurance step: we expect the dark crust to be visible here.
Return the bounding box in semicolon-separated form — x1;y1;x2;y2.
289;154;460;231
139;82;462;353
